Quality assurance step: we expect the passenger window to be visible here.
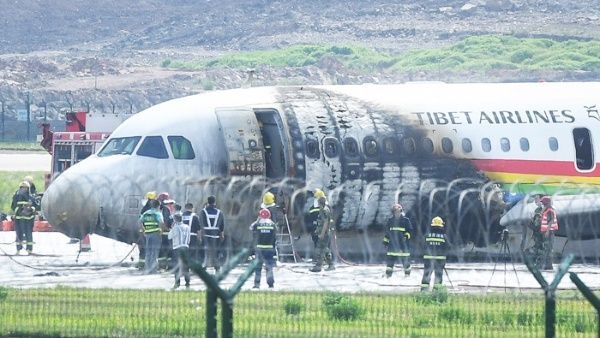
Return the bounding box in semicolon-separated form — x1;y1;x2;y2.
383;137;399;155
306;139;320;159
573;128;594;170
462;138;472;153
481;138;491;152
549;137;559;151
324;138;339;158
441;137;453;154
343;137;359;157
520;138;530;151
422;137;434;154
136;136;169;159
168;136;195;160
500;138;510;152
98;136;141;157
402;137;416;155
363;137;379;157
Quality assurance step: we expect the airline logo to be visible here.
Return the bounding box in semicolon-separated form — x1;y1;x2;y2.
412;110;575;126
585;105;600;122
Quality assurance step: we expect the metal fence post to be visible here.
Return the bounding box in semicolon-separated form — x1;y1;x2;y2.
187;248;260;338
569;272;600;337
524;254;574;338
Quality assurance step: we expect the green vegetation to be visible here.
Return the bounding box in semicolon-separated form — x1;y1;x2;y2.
322;293;363;321
0;142;44;152
162;35;600;74
0;171;45;214
0;288;597;337
283;298;304;316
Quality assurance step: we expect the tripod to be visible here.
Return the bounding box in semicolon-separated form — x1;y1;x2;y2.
486;229;521;292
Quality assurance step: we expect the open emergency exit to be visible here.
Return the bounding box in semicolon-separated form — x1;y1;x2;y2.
215;108;266;177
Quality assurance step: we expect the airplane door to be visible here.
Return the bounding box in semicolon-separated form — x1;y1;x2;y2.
215;107;265;177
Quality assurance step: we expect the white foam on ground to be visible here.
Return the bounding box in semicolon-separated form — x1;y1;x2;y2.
1;232;599;292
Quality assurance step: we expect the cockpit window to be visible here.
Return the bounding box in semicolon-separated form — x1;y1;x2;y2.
168;136;195;160
136;136;169;159
97;136;141;157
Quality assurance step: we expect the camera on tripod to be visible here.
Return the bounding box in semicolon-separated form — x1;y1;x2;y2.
500;228;509;242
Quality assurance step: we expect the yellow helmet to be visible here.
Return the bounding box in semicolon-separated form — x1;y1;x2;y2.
145;191;157;200
20;181;30;188
24;175;34;183
263;192;275;205
313;189;326;199
431;216;444;227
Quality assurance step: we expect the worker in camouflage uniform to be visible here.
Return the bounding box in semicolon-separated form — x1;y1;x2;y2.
309;197;335;272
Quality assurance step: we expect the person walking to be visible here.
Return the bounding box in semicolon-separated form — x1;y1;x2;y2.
309;197;335;272
12;181;37;254
200;195;225;273
139;199;164;274
383;203;412;277
168;213;191;288
251;208;278;289
421;216;448;291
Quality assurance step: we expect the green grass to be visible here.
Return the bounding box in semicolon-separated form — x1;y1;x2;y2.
0;142;44;152
163;35;600;75
0;171;45;214
0;288;597;337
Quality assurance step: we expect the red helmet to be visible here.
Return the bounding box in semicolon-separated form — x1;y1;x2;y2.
158;192;169;201
540;196;552;206
259;208;271;220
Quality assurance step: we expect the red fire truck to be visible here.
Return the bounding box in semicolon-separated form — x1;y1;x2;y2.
40;111;131;184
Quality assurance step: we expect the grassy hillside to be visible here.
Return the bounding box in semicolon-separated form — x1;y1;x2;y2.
163;35;600;74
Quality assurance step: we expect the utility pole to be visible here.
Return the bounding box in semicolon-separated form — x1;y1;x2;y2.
26;92;31;142
1;100;4;142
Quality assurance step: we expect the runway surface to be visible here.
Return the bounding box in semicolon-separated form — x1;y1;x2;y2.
0;151;50;171
1;232;599;292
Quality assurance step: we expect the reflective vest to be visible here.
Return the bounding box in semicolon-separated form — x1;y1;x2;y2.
423;230;447;260
182;212;198;238
141;211;161;233
540;208;559;232
14;201;35;220
202;208;221;238
254;220;276;249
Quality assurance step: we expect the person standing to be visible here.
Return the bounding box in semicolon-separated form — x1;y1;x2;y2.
421;216;448;291
383;203;412;277
522;194;544;266
139;199;164;274
12;181;37;254
168;213;191;288
138;191;158;267
539;196;558;270
309;197;335;272
200;196;225;273
251;208;278;289
260;191;284;228
182;203;202;264
157;192;174;270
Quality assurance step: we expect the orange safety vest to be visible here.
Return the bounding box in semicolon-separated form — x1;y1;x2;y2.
540;208;559;233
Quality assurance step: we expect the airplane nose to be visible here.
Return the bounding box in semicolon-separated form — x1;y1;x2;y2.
42;167;100;239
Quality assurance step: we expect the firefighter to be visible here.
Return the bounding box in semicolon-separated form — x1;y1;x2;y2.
138;191;158;266
23;175;38;200
305;189;325;248
383;203;412;277
182;203;202;264
309;196;335;272
260;191;284;227
12;181;37;254
251;208;278;289
139;199;164;274
421;216;448;291
157;192;173;270
539;196;558;270
200;195;225;273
